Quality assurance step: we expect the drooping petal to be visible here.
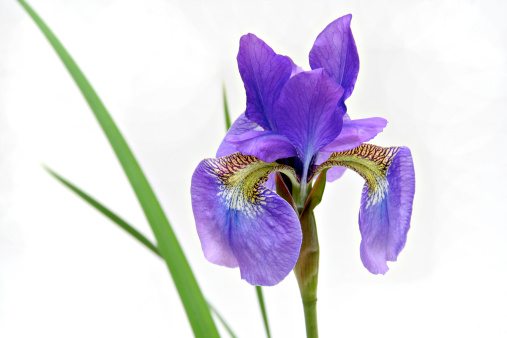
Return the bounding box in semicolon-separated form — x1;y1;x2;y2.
191;153;302;286
217;113;260;157
238;33;293;130
314;144;415;274
309;14;359;101
226;130;297;163
273;69;345;166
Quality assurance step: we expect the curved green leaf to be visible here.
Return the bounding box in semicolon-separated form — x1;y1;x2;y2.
44;165;237;337
19;1;219;336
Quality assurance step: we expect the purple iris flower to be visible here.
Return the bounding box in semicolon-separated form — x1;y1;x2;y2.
191;15;415;286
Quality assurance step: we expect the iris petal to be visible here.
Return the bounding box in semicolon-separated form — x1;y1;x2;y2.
238;34;293;131
315;117;388;183
217;113;260;158
314;144;415;274
226;130;297;163
273;69;345;166
309;14;359;101
191;153;302;286
320;117;388;153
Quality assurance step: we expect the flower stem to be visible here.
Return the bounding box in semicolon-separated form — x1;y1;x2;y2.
294;211;319;338
255;286;272;338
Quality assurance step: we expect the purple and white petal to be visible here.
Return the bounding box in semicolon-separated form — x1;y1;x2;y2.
313;144;415;274
191;153;302;286
226;130;297;163
217;113;260;158
238;34;293;131
309;14;359;101
273;69;345;166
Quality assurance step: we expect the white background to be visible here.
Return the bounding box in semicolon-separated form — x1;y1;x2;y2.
1;0;506;337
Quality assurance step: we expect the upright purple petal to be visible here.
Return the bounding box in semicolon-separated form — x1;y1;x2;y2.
238;34;293;130
191;153;302;286
273;69;345;165
309;14;359;101
226;130;297;163
313;144;415;274
217;113;260;157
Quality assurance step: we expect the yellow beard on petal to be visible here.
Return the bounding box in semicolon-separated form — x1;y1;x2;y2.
315;144;400;208
202;153;296;216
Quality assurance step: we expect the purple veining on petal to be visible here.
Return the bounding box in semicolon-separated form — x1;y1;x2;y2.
238;34;293;131
273;69;345;166
191;153;302;286
226;130;297;163
309;14;359;102
359;147;415;274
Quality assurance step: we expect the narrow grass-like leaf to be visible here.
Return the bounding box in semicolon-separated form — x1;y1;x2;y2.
256;286;272;338
44;166;238;338
223;83;232;130
208;302;238;338
19;1;219;336
43;165;161;257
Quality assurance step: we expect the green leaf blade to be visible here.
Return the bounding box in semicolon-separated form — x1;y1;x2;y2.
45;166;239;337
19;1;219;336
256;286;272;338
223;83;232;131
43;165;162;257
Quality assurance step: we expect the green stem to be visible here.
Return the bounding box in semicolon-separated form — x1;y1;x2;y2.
294;211;319;338
255;286;272;338
302;300;318;338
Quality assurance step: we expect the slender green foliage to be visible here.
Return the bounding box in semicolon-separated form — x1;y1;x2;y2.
19;1;219;336
256;286;272;338
208;303;238;338
44;166;237;337
223;83;232;130
43;165;161;256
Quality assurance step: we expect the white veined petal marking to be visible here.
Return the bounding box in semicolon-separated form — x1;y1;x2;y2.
202;153;296;216
313;144;400;208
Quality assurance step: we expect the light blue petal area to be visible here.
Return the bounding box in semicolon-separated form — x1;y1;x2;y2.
274;69;345;165
191;153;302;286
226;130;297;163
314;144;415;274
217;113;260;157
309;14;359;101
238;33;293;131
